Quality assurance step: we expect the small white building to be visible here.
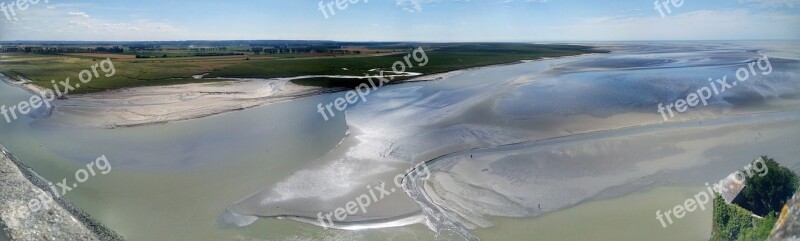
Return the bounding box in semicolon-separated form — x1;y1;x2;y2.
719;172;748;204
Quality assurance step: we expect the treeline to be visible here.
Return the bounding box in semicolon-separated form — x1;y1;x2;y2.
134;52;245;58
249;46;361;55
0;42;374;57
0;40;410;47
0;46;125;54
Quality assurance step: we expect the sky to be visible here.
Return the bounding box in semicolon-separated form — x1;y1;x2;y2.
0;0;798;41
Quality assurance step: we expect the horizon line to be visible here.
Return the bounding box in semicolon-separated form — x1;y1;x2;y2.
1;39;799;43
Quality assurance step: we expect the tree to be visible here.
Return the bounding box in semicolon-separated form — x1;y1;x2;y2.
733;156;799;217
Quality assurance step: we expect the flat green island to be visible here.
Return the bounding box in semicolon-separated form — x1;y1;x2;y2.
0;42;605;93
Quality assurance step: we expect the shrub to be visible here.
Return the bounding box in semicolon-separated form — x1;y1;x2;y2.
712;194;756;241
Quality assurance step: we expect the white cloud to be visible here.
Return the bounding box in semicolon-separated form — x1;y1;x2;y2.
500;0;550;3
1;5;186;41
395;0;474;13
739;0;800;7
396;0;424;12
67;11;90;18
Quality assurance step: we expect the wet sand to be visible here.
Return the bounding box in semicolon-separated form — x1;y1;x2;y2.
221;42;800;240
9;70;426;129
10;59;550;129
403;111;800;237
48;78;330;128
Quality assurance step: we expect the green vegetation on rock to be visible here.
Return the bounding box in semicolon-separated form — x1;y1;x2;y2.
711;156;798;241
712;194;778;241
733;156;800;217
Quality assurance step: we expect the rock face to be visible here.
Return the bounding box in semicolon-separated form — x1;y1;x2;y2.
769;192;800;241
0;145;122;241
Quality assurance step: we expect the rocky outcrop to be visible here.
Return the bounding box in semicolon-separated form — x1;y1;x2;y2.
769;191;800;241
0;145;122;241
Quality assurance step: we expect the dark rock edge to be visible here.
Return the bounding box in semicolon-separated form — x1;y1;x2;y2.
0;145;124;241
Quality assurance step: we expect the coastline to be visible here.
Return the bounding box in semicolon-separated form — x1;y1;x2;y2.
0;75;51;98
10;52;602;129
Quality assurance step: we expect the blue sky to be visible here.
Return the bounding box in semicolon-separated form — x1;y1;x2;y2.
0;0;798;41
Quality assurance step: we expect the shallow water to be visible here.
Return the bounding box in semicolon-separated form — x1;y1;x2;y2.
224;41;800;239
0;41;799;240
473;186;713;241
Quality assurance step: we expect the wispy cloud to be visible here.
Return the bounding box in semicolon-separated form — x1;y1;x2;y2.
67;11;90;18
2;4;185;41
395;0;474;13
396;0;424;12
500;0;550;3
739;0;800;7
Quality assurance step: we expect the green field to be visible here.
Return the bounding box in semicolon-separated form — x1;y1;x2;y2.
0;43;605;94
